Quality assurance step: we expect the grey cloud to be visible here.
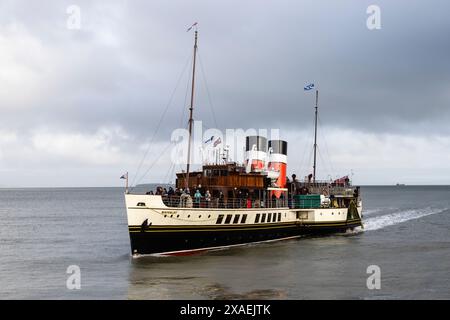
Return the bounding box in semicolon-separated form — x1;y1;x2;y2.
1;0;449;139
1;0;450;186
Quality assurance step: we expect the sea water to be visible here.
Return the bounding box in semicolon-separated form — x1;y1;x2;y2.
0;186;449;299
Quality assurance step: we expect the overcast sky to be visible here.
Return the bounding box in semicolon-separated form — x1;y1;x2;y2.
1;0;449;187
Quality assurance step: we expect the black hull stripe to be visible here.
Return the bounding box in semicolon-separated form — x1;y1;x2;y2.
128;220;363;255
129;220;362;232
128;221;295;229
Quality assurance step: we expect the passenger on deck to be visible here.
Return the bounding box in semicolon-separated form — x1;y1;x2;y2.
218;191;225;208
180;190;193;208
205;190;211;207
194;190;202;208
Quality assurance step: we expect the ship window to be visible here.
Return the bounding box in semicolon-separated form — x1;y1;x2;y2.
137;202;145;206
267;213;272;222
241;214;247;223
224;214;233;224
233;215;240;224
216;214;224;224
273;213;277;222
261;213;266;223
278;212;281;222
255;214;260;223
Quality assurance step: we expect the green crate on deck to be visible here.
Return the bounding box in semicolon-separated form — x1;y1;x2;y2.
293;194;321;208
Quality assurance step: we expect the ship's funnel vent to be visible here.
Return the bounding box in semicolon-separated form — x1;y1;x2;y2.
245;136;267;172
268;140;288;198
268;140;287;156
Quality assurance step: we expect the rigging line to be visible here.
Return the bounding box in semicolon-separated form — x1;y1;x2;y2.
179;58;193;129
295;136;308;175
177;73;192;187
295;128;315;176
134;140;175;187
296;113;317;176
168;163;177;185
163;161;176;185
316;145;331;180
317;115;336;176
130;53;192;189
303;145;314;180
197;51;219;128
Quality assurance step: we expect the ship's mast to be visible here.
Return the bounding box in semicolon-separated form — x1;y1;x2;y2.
185;29;198;190
313;89;318;183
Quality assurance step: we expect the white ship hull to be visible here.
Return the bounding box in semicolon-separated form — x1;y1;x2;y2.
125;194;363;256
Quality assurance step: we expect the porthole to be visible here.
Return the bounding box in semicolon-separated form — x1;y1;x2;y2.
188;215;191;218
177;215;180;218
198;215;201;218
208;215;211;218
164;215;167;218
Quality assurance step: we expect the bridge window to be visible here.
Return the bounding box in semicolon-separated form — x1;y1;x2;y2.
255;214;260;223
216;214;224;224
224;214;232;224
233;215;240;224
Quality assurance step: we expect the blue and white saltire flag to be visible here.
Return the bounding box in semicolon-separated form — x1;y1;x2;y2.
304;83;315;91
204;136;214;144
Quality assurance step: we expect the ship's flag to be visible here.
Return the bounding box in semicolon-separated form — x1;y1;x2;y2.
187;22;198;32
334;175;349;184
213;137;222;147
204;135;214;144
120;172;128;180
304;83;315;91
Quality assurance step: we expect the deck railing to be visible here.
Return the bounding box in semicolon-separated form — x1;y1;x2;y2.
161;195;288;209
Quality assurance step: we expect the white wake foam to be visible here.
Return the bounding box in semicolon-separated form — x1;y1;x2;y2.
362;208;392;216
362;207;446;231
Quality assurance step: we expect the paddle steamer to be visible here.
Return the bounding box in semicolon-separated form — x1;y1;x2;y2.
124;28;363;256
